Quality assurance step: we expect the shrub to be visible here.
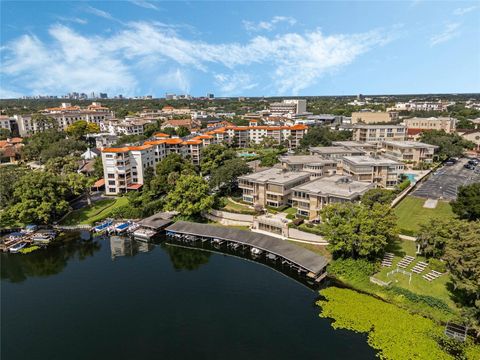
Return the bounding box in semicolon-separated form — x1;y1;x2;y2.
395;179;411;193
110;204;143;219
388;286;452;313
285;213;295;220
328;258;378;284
428;258;447;273
293;218;304;226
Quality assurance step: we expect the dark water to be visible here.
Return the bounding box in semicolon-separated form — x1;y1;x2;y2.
1;233;375;360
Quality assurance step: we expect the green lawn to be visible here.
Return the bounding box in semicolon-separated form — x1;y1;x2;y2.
222;198;256;214
60;197;129;225
394;196;455;235
283;207;297;216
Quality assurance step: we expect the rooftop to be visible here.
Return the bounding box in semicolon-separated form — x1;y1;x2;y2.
239;167;310;185
353;124;405;129
382;140;438;149
279;155;336;165
310;146;365;155
342;155;403;166
331;141;377;149
292;175;374;198
166;221;328;275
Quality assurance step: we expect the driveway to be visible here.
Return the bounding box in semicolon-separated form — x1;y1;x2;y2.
411;158;480;201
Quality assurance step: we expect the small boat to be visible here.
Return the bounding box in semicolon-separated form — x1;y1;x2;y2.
93;219;113;233
32;232;55;245
251;247;263;256
115;222;130;233
6;232;25;243
24;224;38;234
266;253;277;261
9;242;27;253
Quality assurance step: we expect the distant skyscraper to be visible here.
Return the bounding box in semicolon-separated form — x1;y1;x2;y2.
207;93;214;99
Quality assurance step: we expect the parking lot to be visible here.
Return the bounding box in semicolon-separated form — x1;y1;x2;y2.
411;158;480;201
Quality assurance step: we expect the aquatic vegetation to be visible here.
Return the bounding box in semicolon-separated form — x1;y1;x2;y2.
317;287;480;360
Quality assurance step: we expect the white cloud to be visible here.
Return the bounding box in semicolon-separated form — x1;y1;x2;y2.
430;23;461;46
1;21;395;96
1;25;136;95
84;5;117;22
453;6;477;16
129;0;160;11
56;16;88;25
243;16;296;32
214;73;258;95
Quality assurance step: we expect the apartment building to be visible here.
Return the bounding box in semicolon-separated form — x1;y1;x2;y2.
0;115;16;133
14;102;113;136
351;111;398;124
269;99;307;116
457;129;480;152
102;145;155;195
204;124;307;149
381;141;438;164
238;168;311;208
279;155;338;178
291;175;373;220
331;141;378;155
309;146;366;159
353;124;406;143
403;117;456;133
391;100;453;112
342;156;404;188
101;118;152;136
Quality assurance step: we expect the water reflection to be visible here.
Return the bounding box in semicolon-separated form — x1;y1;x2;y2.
1;231;101;283
109;236;154;259
161;242;211;271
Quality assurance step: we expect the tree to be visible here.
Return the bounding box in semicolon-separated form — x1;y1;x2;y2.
361;189;395;208
260;152;279;167
297;127;351;150
150;153;195;195
45;156;79;175
200;144;237;174
0;165;28;209
39;138;86;162
420;130;474;160
320;203;398;259
66;120;100;138
209;158;251;194
442;220;480;338
0;128;11;140
416;218;455;258
6;171;71;224
164;175;214;217
93;156;104;179
451;183;480;221
176;126;190;137
22;129;65;161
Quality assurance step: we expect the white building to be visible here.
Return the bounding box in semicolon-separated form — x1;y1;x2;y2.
269;99;307;117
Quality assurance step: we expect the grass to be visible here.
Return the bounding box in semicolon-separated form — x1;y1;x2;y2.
394;196;455;235
283;207;297;216
222;198;256;214
60;197;129;226
287;240;332;260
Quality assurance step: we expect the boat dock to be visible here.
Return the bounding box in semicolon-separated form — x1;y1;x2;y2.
133;212;175;241
165;221;329;281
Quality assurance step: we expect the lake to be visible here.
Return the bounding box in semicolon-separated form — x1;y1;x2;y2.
1;232;375;360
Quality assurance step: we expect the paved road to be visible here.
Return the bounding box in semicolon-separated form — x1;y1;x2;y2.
411;158;480;201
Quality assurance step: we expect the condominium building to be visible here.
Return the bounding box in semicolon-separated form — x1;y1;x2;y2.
14;102;113;136
102;145;155;195
204;124;307;149
351;111;398;124
342;156;404;188
291;175;374;219
279;155;338;178
381;141;438;164
391;100;454;112
100;118;152;136
353;124;406;143
269;99;307;116
238;168;311;208
0;115;16;133
403;117;456;133
331;141;378;155
309;146;366;159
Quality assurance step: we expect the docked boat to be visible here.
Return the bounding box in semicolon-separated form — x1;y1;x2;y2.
32;231;55;245
133;228;157;241
115;221;131;233
6;232;25;243
9;242;27;253
251;247;263;256
93;219;113;233
24;224;38;234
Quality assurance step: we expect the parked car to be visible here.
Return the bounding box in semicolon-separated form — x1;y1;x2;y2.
468;159;479;166
464;164;475;170
445;160;455;166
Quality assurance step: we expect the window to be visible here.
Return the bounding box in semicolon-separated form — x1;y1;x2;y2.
108;180;115;186
107;173;115;179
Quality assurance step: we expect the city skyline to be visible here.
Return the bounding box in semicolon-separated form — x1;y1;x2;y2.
1;1;479;98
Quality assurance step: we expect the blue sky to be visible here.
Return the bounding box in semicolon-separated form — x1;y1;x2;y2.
1;1;479;98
